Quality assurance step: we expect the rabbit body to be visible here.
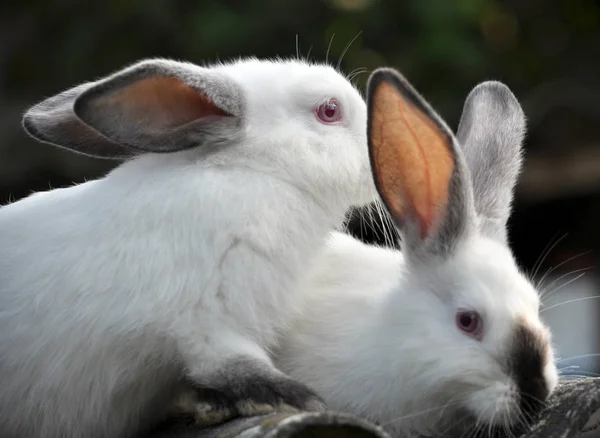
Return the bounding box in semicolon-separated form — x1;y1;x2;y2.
276;231;554;436
275;69;559;437
0;58;374;438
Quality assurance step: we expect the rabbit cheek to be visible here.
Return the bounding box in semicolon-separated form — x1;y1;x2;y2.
508;324;551;419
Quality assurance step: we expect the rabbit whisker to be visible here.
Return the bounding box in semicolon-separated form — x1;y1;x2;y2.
326;33;335;65
468;404;490;438
503;410;517;438
348;68;369;80
557;352;600;364
557;365;580;373
487;396;500;438
381;397;469;426
434;410;471;438
337;31;362;71
377;199;397;248
512;410;529;438
306;44;314;62
347;66;367;79
356;208;366;242
530;233;566;283
537;249;591;291
541;290;599;313
471;400;493;435
561;373;599;379
539;266;592;302
520;390;547;407
366;204;381;244
366;203;384;246
437;392;466;422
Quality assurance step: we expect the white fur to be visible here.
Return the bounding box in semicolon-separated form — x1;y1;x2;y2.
0;58;375;438
273;75;560;437
275;231;558;436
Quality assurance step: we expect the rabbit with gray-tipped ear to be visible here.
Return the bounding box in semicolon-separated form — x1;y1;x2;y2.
274;68;559;437
0;57;376;438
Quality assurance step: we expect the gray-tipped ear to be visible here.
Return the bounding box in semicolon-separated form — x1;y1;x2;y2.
22;83;134;160
22;59;244;159
367;68;476;262
456;81;526;244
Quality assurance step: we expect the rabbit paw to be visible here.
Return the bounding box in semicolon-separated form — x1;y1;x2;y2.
171;357;326;426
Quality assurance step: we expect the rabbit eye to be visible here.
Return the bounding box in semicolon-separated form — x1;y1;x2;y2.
456;309;483;340
316;99;342;123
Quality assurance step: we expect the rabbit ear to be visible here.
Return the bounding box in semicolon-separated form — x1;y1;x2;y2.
22;59;243;159
456;81;525;244
22;82;135;160
367;68;475;261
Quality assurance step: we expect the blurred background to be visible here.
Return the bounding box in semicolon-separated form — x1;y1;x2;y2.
2;0;600;375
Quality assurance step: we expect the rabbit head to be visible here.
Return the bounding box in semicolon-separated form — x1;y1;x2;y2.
366;68;559;434
22;58;376;211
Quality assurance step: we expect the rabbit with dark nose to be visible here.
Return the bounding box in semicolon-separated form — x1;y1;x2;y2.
275;68;559;437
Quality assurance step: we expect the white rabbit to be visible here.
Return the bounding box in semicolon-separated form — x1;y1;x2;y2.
0;57;376;438
274;68;559;437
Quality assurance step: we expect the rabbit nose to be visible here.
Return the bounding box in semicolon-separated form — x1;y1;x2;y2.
507;324;551;418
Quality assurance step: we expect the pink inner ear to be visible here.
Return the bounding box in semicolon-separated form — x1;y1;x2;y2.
369;81;454;241
105;76;231;129
390;102;434;240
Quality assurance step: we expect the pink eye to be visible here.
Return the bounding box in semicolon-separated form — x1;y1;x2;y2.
316;100;342;123
456;310;483;340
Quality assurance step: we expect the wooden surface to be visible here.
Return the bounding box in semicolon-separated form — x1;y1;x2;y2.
144;378;600;438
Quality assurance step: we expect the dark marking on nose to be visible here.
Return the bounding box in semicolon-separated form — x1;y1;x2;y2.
509;324;550;418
